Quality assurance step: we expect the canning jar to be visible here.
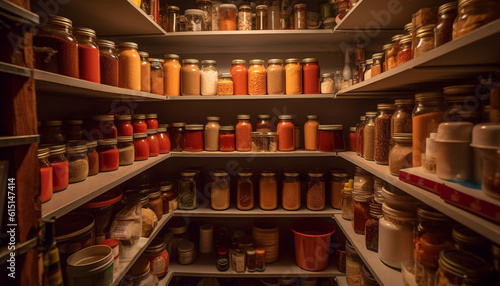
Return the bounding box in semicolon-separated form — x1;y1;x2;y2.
236;114;252;151
317;125;345;152
163;54;181;96
204;116;220;151
201;60;218;96
414;25;436;57
211;1;221;30
302;58;320;94
414;206;453;286
181;59;200;96
363;112;377;161
304;115;319;150
346;241;363;286
183;124;204;152
128;257;159;285
118;42;141;91
259;170;278;210
397;35;412;66
157;125;170;154
443;85;482;123
453;0;500;39
349;127;356;151
96;39;118;87
435;2;458;47
256;115;271;132
185;9;205;31
118;136;135;166
320;73;335;94
169;123;185;152
38;147;53;203
364;59;373;81
356;116;366;156
392;99;414;134
230;59;248;95
306;171;325;210
219;4;236;30
285;58;302;95
87;141;99;176
389;133;413;176
34;16;79;78
267;59;285;95
330;171;348;209
150;59;163;95
218;73;233;95
385;42;398;71
452;225;492;261
195;0;212;31
248;59;267;95
412;92;445;167
256;5;268;30
352;190;372;234
219;125;235;151
132;114;147;134
211;170;230;210
178;171;197;210
238;5;252;30
374;104;395;165
159;182;174;214
282;170;301;210
39;121;66;144
48;145;68;192
134;133;150;161
178;241;196;265
342;182;354;220
97;139;119;172
147;129;160;156
74;27;100;83
237;171;254;210
268;3;280;30
147;191;163;220
144;238;169;277
62;120;83;142
357;62;366;83
163;6;179;32
114;115;133;137
361;265;378;286
277;115;294;151
373;177;385;204
294;4;306;29
435;250;492;286
365;202;382;252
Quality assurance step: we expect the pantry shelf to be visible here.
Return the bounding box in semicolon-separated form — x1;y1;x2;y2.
167;94;335;100
112;214;173;286
170;151;339;158
173;205;341;218
34;69;167;101
339;152;500;245
41;153;172;220
0;236;39;265
0;135;39;148
334;213;401;286
336;19;500;96
0;0;39;24
0;61;32;77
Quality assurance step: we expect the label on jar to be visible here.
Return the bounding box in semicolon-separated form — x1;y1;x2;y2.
151;256;167;274
111;220;134;240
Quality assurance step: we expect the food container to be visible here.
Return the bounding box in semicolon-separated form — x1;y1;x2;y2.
483;148;500;200
66;245;114;286
253;220;279;263
251;132;278;152
435;122;473;181
435;250;492;285
100;238;120;272
471;123;500;185
381;185;417;212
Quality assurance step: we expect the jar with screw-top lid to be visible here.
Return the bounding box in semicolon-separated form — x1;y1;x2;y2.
285;58;302;95
201;60;218;96
307;171;325;210
231;59;248;95
138;51;151;93
435;250;493;286
218;73;233;95
195;0;212;31
219;4;237;31
237;170;254;210
96;39;118;87
363;112;377;161
238;5;252;30
163;6;180;32
118;42;141;91
97;139;119;172
74;27;100;83
185;9;205;31
452;225;492;261
236;114;252;151
389;133;413;176
63;119;83;141
414;25;436;57
256;5;268;30
248;59;267;95
211;170;230;210
267;59;285;95
375;104;395;165
397;35;412;66
150;59;163;95
178;171;197;210
144;238;169;277
361;265;379;286
392;99;414;134
147;129;160;156
66;143;89;184
453;0;500;39
352;190;373;234
181;59;201;95
205;116;220;151
282;170;301;211
259;170;278;210
163;54;181;96
346;241;363;286
256;115;271;132
183;124;204;152
170;122;185;151
356;116;365;156
157;124;170;154
134;133;150;161
219;125;235;151
435;2;458;47
364;59;373;81
48;145;69;192
443;85;482;123
302;58;320;94
39;121;66;144
38;147;53;203
365;202;382;252
371;53;383;77
294;4;306;29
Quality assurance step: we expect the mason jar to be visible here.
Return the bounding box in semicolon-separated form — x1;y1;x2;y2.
201;60;218;96
96;39;118;87
74;27;100;83
306;171;325;210
211;170;230;210
178;171;197;210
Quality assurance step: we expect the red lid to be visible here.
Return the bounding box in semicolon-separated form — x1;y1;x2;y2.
80;193;123;209
217;246;228;255
101;238;119;248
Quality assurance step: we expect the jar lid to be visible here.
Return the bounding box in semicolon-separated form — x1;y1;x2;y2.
250;59;264;65
206;116;220;121
415;92;443;101
302;58;318;63
133;133;147;139
49;144;66;156
64;119;83;125
268;59;283;64
261;169;276;176
256;247;265;254
294;3;306;8
354;166;371;175
101;238;119;248
91;114;114;121
159;181;173;192
352;189;373;201
404;22;412;33
395;99;415;105
369;202;383;216
145;113;157;119
452;225;488;245
217;246;228;255
264;132;277;137
362;265;378;283
278;115;292;120
345;240;359;257
382;203;416;218
439;1;457;14
37;147;50;159
159;123;169;128
308;170;324;177
417;205;450;221
66;143;87;154
219;73;232;78
283;169;299;177
145;237;165;254
182;59;199;64
382;43;395;50
443;85;476;96
372;53;383;60
239;4;251;10
306;114;318;120
377;103;395;110
220;125;235;131
115;114;131;121
349;126;356;132
285;58;301;64
458;0;476;9
73;27;96;38
213;170;228;176
118;42;138;50
98;138;117;145
391;34;403;42
147;129;157;135
172;122;186;127
232;59;246;65
184;9;204;16
392;133;412;142
238;170;253;176
220;3;237;9
318;124;343;130
185;124;204;131
164;53;179;59
330;169;348;177
256;4;268;9
117;136;133;142
201;60;216;65
48;15;72;28
178;241;195;252
399;35;412;45
237;114;251;120
148;191;162;200
132;114;146;120
257;114;270;119
416;24;436;37
251;131;265;137
438;250;491;280
444;95;475;103
168;218;189;234
321;73;334;78
365;59;373;65
42;120;63;126
87;140;98;148
246;247;256;255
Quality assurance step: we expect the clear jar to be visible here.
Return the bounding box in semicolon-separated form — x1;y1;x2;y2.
211;170;230;210
238;5;252;30
38;148;53;203
134;133;150;161
452;225;492;261
385;40;399;70
96;39;118;87
282;170;301;211
246;60;266;96
285;58;302;95
267;59;285;95
39;120;66;144
87;141;99;176
185;9;205;31
374;104;395;165
397;35;412;66
435;250;492;286
218;73;233;95
256;114;271;132
236;114;252;151
163;6;179;32
159;182;175;214
371;53;383;77
195;0;212;31
48;145;69;192
231;59;248;95
414;25;435;57
321;73;335;94
144;238;169;277
453;0;500;39
363;112;377;161
294;4;306;29
330;171;348;209
129;258;160;286
346;241;363;286
373;177;385;204
365;202;382;252
389;133;413;176
391;99;414;134
163;54;181;96
354;166;374;193
211;1;221;31
204;116;220;151
255;5;268;30
342;187;353;220
97;139;119;172
304;115;319;150
356;116;366;156
181;59;200;96
277;115;294;151
219;4;236;31
268;3;280;30
63;120;83;141
443;85;482;123
364;59;373;81
150;59;163;95
435;2;458;47
352;190;372;234
118;42;141;91
117;136;135;166
219;125;235;151
74;27;100;83
178;171;197;210
317;124;345;152
237;171;254;210
148;191;163;220
307;171;325;210
139;51;151;93
183;124;204;151
361;265;379;286
357;62;366;83
259;170;278;210
201;60;218;96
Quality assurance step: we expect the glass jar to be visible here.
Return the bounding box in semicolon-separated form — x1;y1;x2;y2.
285;58;302;95
178;241;196;265
361;265;379;286
363;112;377;161
356;116;366;156
97;139;119;172
320;73;335;94
39;120;66;144
248;59;267;95
218;73;233;95
256;114;271;132
159;182;174;214
412;92;445;167
118;42;141;91
178;171;197;210
256;5;268;30
371;53;383;77
204;116;220;151
230;59;248;95
219;4;237;31
365;202;383;252
163;54;181;96
115;115;133;136
211;170;230;210
74;27;100;83
195;0;212;31
128;257;160;286
268;3;280;30
346;241;363;286
354;166;374;193
385;38;399;70
452;225;492;261
381;45;390;72
236;114;252;151
163;6;179;32
150;59;164;95
317;125;345;152
392;99;414;134
201;60;218;96
282;170;301;211
38;148;53;203
246;248;257;272
267;59;285;95
216;246;229;272
302;58;320;94
435;250;492;286
374;104;395;165
443;85;482;123
96;39;118;87
304;115;319;150
183;124;204;152
147;129;160;156
397;35;412;66
238;5;252;30
389;133;413;176
148;191;163;220
144;238;169;277
142;114;157;131
34;16;79;78
87;141;99;176
237;171;254;210
349;127;356;151
352;190;372;234
219;125;235;151
357;62;366;83
117;136;135;166
48;145;68;192
185;9;205;31
414;206;453;286
170;122;185;152
373;177;385;204
139;51;151;92
133;133;150;161
306;171;325;210
259;170;278;210
453;0;500;39
89;115;118;140
277;115;294;151
330;171;348;209
211;1;221;30
256;247;266;272
181;59;200;95
414;25;436;57
364;59;373;81
294;4;306;30
342;185;353;220
435;2;458;47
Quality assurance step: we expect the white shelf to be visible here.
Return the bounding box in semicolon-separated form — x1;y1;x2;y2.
334;213;401;286
41;153;171;220
170;150;339;158
112;214;172;286
174;205;341;218
0;0;39;24
167;94;335;100
339;152;500;245
0;61;32;77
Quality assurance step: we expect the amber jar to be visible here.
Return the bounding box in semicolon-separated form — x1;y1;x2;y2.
256;115;271;132
96;39;118;87
443;85;482;123
371;53;383;77
374;104;395;165
39;121;66;145
365;202;382;252
160;181;175;214
397;35;412;66
391;99;414;135
237;171;254;210
384;42;399;71
331;171;349;209
148;191;163;220
306;171;325;211
144;238;169;277
352;190;372;234
256;5;268;30
87;140;99;176
414;25;436;58
282;170;301;211
435;2;458;47
248;59;267;95
453;0;500;39
259;170;278;210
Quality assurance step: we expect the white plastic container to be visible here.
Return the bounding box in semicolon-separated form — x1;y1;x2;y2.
435;122;473;181
381;185;417;212
471;123;500;185
66;245;114;286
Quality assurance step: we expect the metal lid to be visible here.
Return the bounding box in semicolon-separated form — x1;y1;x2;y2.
246;247;256;255
213;170;228;176
372;53;383;60
360;116;366;121
66;143;87;154
118;42;139;50
138;51;149;58
172;122;186;127
220;3;237;9
250;59;264;65
96;39;115;49
157;127;167;133
145;237;166;254
178;241;195;252
257;114;270;119
294;3;306;8
439;1;457;14
164;53;179;59
37;147;50;159
365;111;377;117
285;58;301;64
145;113;157;119
321;73;334;78
415;92;443;101
167;5;180;11
232;59;246;65
318;124;343;130
392;133;412;142
237;114;251;120
302;58;318;63
383;43;395;50
184;9;205;16
458;0;476;9
382;203;416;218
91;114;114;121
283;169;300;177
133;133;147;139
278;115;292;120
417;205;450;221
239;4;251;10
365;59;373;65
256;4;268;10
416;24;436;37
132;114;146;120
117;136;133;142
306;115;318;120
182;59;199;64
308;170;324;177
268;59;283;64
391;34;403;42
238;169;253;176
49;144;67;156
377;103;395;110
404;22;412;33
395;99;415;105
180;170;197;177
345;240;359;257
185;124;204;131
159;181;173;192
220;125;235;131
73;27;96;38
115;114;131;121
350;127;356;132
98;138;117;145
87;141;98;148
438;250;491;281
452;225;488;245
206;116;220;121
219;73;232;78
399;35;412;44
261;169;276;176
330;168;348;177
443;85;476;96
148;190;162;199
201;60;217;65
48;15;73;28
42;120;63;126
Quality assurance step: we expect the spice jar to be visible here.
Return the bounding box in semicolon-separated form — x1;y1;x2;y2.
74;27;100;83
374;104;395;165
331;171;349;209
320;73;335;94
97;139;119;172
39;120;66;144
160;182;174;214
370;54;382;78
356;116;366;156
294;4;306;29
285;58;302;95
183;124;204;152
170;122;185;151
150;59;163;95
144;114;158;130
118;42;141;91
219;4;236;31
230;59;248;95
364;59;373;81
219;125;235;151
128;257;159;285
87;141;99;176
195;0;212;31
38;148;53;203
66;143;89;184
95;39;118;87
238;5;252;30
346;241;363;286
363;112;377;161
357;62;366;83
256;5;268;30
132;114;148;134
237;170;254;210
397;35;412;66
317;125;345;152
201;60;218;96
90;115;118;140
211;170;230;210
304;115;319;151
144;238;169;277
181;59;201;96
354;166;374;193
178;171;197;210
435;250;492;286
163;54;181;96
259;170;278;210
365;202;382;252
232;248;246;273
236;114;252;151
276;115;294;151
133;133;150;161
302;58;320;94
216;247;229;272
248;59;267;95
48;145;69;192
453;0;500;39
392;99;414;134
352;190;372;234
218;73;233;95
267;59;285;95
306;171;325;210
163;6;179;32
443;85;482;123
147;129;160;157
245;248;257;272
115;115;133;136
148;191;163;220
341;180;354;220
389;133;413;176
256;115;272;132
414;25;436;57
282;170;301;211
185;9;205;31
178;241;196;265
385;37;399;70
256;247;266;272
435;2;458;47
204;116;220;151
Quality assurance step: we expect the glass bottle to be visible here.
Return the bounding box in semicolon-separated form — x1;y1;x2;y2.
150;59;163;95
38;147;53;203
389;133;413;176
259;170;277;210
414;24;436;58
238;5;252;30
217;73;233;95
391;99;414;135
306;171;325;210
181;59;200;95
365;202;382;252
178;171;197;210
216;247;229;271
248;59;267;95
352;190;372;234
237;171;254;210
357;61;366;83
294;4;306;29
256;247;266;272
374;104;395;165
256;5;268;30
236;114;252;151
139;51;151;93
201;60;218;96
195;0;212;31
163;6;180;32
169;122;185;152
435;2;457;47
267;59;285;95
330;171;349;209
96;39;118;87
282;170;301;211
256;114;271;132
268;1;280;30
211;170;230;210
363;112;377;161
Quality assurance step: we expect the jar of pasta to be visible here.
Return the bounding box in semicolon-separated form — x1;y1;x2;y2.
238;5;252;30
248;59;266;95
285;58;302;95
282;170;301;210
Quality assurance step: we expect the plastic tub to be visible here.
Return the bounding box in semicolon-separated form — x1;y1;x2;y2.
471;123;500;184
66;245;114;286
290;219;336;271
435;122;473;181
381;185;417;212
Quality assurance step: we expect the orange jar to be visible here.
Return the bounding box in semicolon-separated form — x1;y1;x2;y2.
163;54;181;96
236;114;252;151
144;238;169;277
282;170;301;210
304;114;319;150
277;115;294;151
230;59;248;95
259;170;277;210
302;58;320;94
248;59;267;95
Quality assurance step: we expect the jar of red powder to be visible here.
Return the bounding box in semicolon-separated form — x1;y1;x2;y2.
96;39;118;87
97;139;119;172
230;59;248;95
317;125;345;152
277;115;294;151
87;141;99;176
219;125;235;151
157;125;171;154
183;124;204;152
302;58;320;94
48;145;69;192
132;114;148;133
74;27;100;83
90;115;117;139
236;114;252;151
115;115;133;136
397;35;412;66
147;129;160;157
38;147;53;203
146;113;159;129
134;133;150;161
349;127;356;151
170;122;185;152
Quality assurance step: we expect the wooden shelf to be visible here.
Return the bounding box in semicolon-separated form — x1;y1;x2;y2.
170;150;339;158
0;0;39;24
0;61;32;77
174;206;341;218
339;152;500;245
167;94;335;100
0;135;39;148
0;236;38;265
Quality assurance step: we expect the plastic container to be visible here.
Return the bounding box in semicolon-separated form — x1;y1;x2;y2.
66;245;114;286
435;122;473;181
381;185;417;212
471;123;500;184
290;219;335;271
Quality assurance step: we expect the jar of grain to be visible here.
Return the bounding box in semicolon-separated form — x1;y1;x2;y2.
117;136;135;166
389;133;413;176
267;59;285;95
195;0;212;31
363;112;377;161
96;40;118;87
181;59;200;96
74;27;100;83
285;58;302;95
248;59;266;95
238;5;252;30
294;4;306;30
371;53;383;77
163;6;180;32
205;116;220;151
304;115;319;150
66;143;89;184
306;171;325;210
237;171;254;210
236;114;252;151
392;99;414;135
415;25;436;57
259;170;278;210
150;59;163;95
453;0;500;39
302;58;320;94
375;104;395;165
231;59;248;95
435;2;458;47
218;73;233;95
330;171;349;209
256;5;268;30
139;51;151;92
211;170;230;210
397;35;412;66
277;115;294;151
163;54;181;96
118;42;141;91
256;114;271;132
282;170;301;210
321;73;335;94
200;60;218;96
364;59;373;81
219;4;237;31
185;9;205;31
